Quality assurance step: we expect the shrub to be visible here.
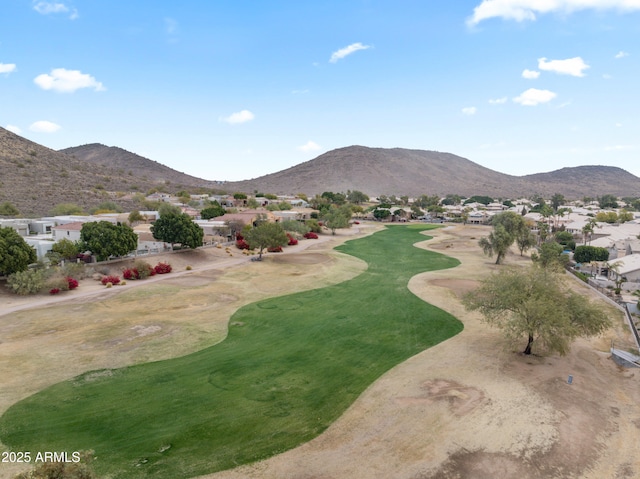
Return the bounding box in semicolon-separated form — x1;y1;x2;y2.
236;239;250;250
133;259;153;279
101;275;121;285
154;262;172;274
6;269;46;295
287;234;298;246
305;219;322;233
236;233;244;241
49;288;60;295
186;265;192;270
267;246;283;253
123;268;138;280
67;277;79;290
303;232;319;239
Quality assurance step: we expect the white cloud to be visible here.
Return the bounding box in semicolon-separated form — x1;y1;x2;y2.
522;69;540;79
5;125;22;134
489;97;508;104
298;141;321;152
467;0;640;26
615;51;629;59
29;120;61;133
165;17;178;35
462;107;477;115
0;63;17;74
513;88;557;106
33;1;78;19
221;110;255;125
538;57;589;77
34;68;105;93
329;42;371;63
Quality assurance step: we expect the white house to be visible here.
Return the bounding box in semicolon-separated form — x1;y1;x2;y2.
52;222;84;242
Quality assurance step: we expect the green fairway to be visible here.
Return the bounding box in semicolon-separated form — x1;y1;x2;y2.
0;225;463;479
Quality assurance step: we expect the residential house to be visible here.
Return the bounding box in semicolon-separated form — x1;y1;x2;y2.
52;222;84;242
608;254;640;283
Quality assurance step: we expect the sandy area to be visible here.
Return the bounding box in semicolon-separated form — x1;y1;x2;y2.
2;223;640;479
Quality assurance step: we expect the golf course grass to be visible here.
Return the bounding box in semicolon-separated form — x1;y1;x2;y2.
0;225;463;479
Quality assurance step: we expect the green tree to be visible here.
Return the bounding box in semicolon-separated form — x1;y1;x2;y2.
158;203;182;217
598;194;619;209
531;241;568;270
478;224;513;264
346;190;369;204
515;228;537;256
0;201;20;217
233;193;247;200
245;222;288;259
151;213;203;249
373;208;391;221
322;205;352;234
200;202;226;220
80;221;138;261
0;227;37;276
479;211;529;263
463;266;610;355
550;193;565;212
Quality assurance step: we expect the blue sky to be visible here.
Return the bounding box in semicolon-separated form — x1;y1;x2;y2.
1;1;639;182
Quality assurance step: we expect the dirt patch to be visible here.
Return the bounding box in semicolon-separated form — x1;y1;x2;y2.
268;253;332;265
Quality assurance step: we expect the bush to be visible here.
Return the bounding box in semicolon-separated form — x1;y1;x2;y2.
133;259;153;279
101;275;121;285
154;262;172;274
6;269;46;295
303;232;319;239
287;234;298;246
305;219;322;233
67;277;79;290
49;288;60;295
267;246;283;253
236;239;250;250
123;268;138;280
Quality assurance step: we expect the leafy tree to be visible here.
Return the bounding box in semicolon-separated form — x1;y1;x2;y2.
478;224;513;264
0;227;37;276
581;218;598;245
463;266;610;355
322;205;352;234
151;213;203;249
373;208;391;221
80;221;138;261
550;193;565;211
158;203;182;217
463;195;493;205
281;220;310;235
441;194;462;206
531;241;568;270
233;193;247;200
200;202;226;219
595;211;618;223
480;211;530;263
0;201;20;217
263;193;278;200
573;245;610;264
346;190;369;204
46;238;80;265
598;194;619;209
414;194;441;208
515;228;537;256
537;221;550;245
245;222;288;259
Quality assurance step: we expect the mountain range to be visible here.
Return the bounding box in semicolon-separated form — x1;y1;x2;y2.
1;126;639;217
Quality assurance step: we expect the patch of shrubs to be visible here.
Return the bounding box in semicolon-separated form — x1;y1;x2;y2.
236;239;250;250
101;275;121;285
303;232;319;239
49;288;61;295
287;234;298;246
267;246;283;253
153;262;172;274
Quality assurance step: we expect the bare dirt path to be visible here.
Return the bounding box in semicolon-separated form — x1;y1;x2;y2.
203;224;640;479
